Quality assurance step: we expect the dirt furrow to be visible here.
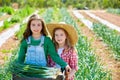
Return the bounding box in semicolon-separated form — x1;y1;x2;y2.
0;36;19;65
91;11;120;27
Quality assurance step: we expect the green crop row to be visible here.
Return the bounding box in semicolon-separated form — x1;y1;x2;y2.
93;23;120;60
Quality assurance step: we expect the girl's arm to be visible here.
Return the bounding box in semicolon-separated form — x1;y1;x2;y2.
68;49;78;79
68;69;76;79
46;37;67;68
17;40;27;64
69;49;78;71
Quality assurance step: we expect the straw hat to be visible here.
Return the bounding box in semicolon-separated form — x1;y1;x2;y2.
46;23;78;46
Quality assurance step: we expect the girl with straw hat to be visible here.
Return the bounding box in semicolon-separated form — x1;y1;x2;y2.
47;22;78;80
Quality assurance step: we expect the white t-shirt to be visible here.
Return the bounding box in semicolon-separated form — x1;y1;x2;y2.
55;47;64;68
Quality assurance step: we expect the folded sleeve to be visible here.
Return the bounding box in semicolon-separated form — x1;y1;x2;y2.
69;50;78;71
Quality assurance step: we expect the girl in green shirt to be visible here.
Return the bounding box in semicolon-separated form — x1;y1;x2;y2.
15;14;71;78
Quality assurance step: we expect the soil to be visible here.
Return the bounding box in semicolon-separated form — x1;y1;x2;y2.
0;35;19;65
91;11;120;27
0;14;11;21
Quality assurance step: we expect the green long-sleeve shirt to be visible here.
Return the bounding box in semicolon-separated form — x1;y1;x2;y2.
17;36;67;68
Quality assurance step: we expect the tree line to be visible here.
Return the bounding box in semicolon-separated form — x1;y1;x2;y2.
0;0;120;9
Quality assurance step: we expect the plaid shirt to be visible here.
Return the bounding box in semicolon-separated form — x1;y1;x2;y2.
47;48;78;80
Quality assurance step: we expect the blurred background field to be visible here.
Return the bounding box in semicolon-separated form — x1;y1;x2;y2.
0;0;120;80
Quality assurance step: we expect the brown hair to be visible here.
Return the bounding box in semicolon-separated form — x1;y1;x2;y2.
52;28;73;50
22;14;46;41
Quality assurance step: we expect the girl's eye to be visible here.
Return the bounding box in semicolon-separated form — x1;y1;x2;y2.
60;34;63;36
38;24;41;26
32;24;35;26
55;34;58;36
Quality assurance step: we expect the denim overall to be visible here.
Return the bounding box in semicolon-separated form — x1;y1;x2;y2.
24;35;47;67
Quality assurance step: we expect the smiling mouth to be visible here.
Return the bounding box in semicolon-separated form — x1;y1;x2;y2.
33;30;39;32
58;40;62;42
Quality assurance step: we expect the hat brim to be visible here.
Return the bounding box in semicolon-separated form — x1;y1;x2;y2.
46;23;78;46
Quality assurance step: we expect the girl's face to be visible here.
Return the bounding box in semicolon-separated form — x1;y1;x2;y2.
55;29;66;46
30;19;42;35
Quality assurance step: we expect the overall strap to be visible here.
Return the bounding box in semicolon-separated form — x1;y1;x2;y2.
26;36;44;45
40;35;45;46
26;36;31;45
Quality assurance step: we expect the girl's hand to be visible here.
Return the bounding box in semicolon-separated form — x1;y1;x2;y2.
68;69;76;79
68;71;74;79
65;65;71;80
65;65;71;72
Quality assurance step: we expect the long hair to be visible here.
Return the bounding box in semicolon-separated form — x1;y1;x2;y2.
21;14;46;41
52;28;73;50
